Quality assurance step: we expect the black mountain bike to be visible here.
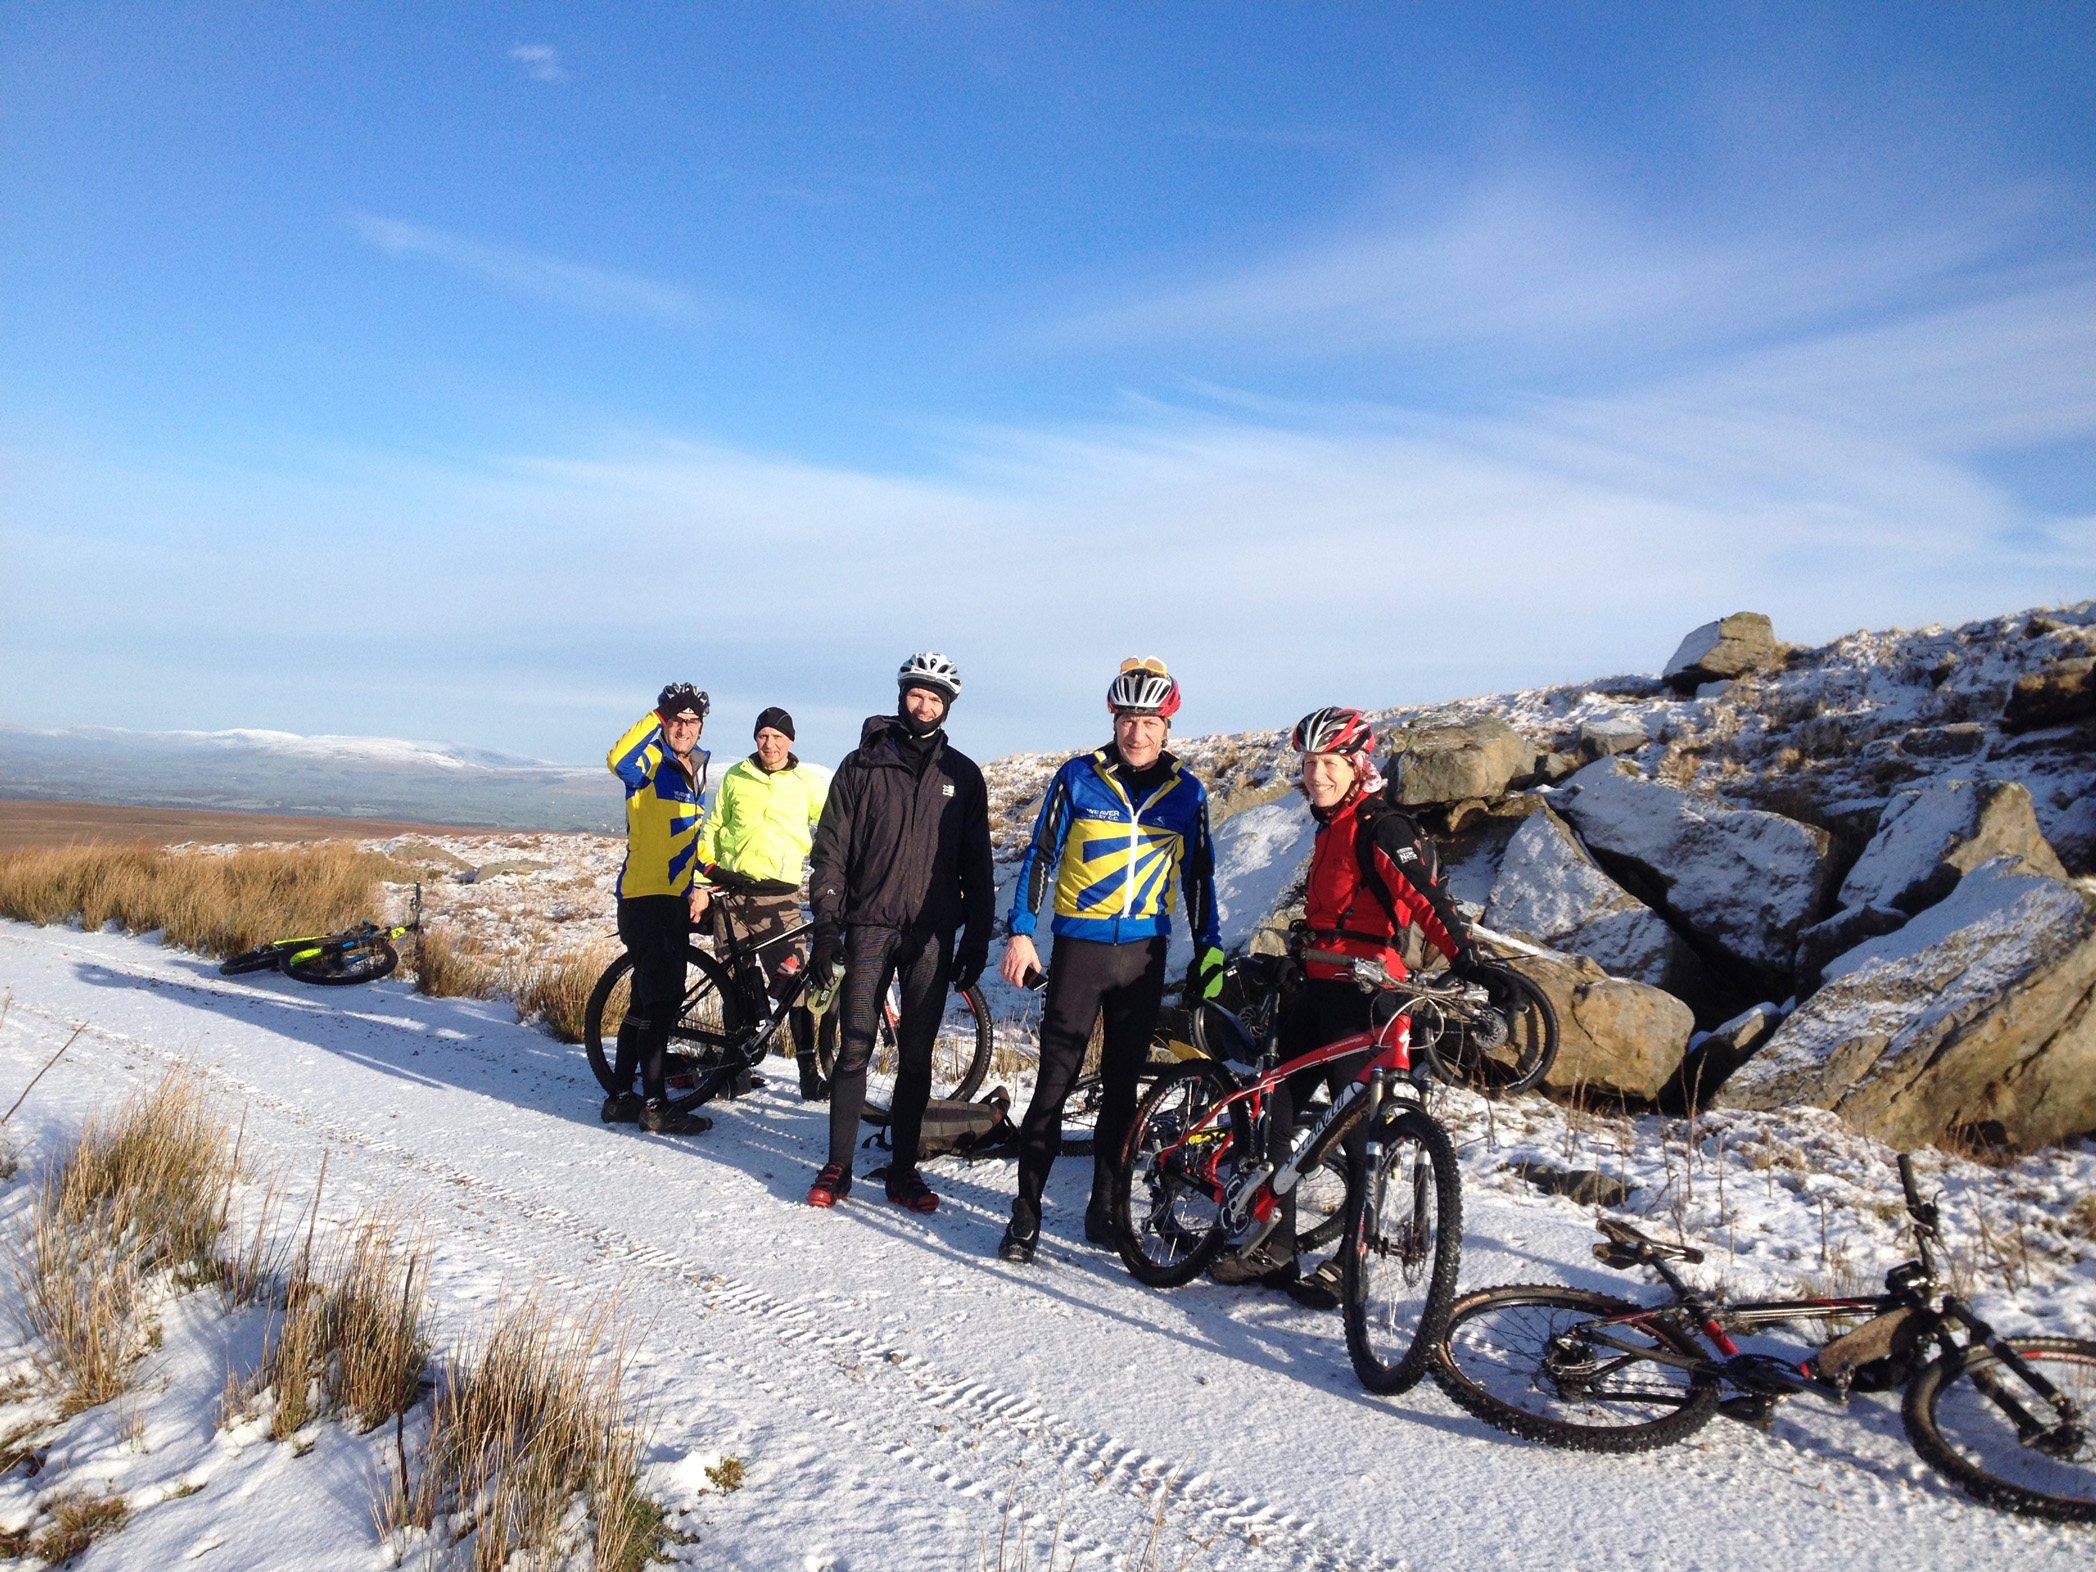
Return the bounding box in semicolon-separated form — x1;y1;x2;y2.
218;885;422;986
1432;1154;2095;1524
582;869;991;1123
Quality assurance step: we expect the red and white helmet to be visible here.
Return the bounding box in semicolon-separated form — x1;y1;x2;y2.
1291;707;1374;756
1107;657;1181;718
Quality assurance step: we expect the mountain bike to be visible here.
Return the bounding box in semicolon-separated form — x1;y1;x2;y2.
1431;1154;2095;1524
581;869;990;1123
1108;951;1480;1395
218;885;422;986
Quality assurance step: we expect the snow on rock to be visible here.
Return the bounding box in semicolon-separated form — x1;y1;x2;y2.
1837;777;2067;915
1662;612;1778;694
1207;793;1316;952
1555;759;1836;977
1716;858;2096;1150
1384;708;1531;807
1484;805;1688;989
1576;715;1648;763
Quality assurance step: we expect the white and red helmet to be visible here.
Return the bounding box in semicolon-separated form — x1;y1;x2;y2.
1107;656;1181;718
1291;707;1375;756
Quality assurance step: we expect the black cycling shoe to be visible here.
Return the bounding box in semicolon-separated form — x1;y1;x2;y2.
797;1055;830;1103
1083;1203;1115;1247
1284;1258;1342;1311
600;1092;643;1124
998;1221;1039;1264
639;1099;713;1136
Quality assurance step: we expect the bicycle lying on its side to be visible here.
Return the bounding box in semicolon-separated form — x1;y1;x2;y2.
218;885;422;986
1431;1153;2095;1524
580;867;991;1123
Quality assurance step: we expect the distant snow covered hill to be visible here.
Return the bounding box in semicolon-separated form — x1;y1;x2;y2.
0;725;623;831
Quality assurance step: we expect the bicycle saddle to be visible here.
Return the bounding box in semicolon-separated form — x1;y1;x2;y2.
1593;1216;1705;1267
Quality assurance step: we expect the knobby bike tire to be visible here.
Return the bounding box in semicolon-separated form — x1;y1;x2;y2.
583;943;745;1098
1903;1336;2096;1522
1424;964;1559;1096
1058;1062;1179;1157
280;938;398;986
1111;1061;1247;1289
1432;1285;1720;1451
1339;1107;1462;1395
814;981;992;1127
218;946;285;977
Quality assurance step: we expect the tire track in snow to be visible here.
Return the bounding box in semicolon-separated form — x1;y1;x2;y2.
5;993;1403;1572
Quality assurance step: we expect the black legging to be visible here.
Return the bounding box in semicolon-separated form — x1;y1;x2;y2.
1014;935;1168;1216
615;894;690;1104
827;924;953;1173
1269;978;1379;1245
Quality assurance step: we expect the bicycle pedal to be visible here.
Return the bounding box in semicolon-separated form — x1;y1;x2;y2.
1718;1396;1778;1433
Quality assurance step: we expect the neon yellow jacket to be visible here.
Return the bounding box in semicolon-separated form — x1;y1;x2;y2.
607;715;709;899
695;755;828;886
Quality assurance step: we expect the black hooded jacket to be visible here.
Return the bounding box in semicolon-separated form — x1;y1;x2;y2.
809;715;994;941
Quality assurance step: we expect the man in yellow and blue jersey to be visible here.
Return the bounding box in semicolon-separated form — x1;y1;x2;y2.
995;657;1221;1264
604;682;714;1136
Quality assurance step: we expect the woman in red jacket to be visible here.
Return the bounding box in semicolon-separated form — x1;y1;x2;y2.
1228;707;1482;1306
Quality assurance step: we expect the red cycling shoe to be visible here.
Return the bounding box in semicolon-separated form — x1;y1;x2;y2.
807;1163;852;1207
885;1169;939;1214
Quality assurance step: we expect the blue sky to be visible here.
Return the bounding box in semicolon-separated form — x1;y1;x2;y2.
3;2;2091;771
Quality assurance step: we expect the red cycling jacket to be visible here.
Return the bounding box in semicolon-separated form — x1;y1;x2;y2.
1301;792;1469;983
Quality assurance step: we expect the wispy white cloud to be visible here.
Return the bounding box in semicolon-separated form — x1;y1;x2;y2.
349;214;704;319
509;44;567;84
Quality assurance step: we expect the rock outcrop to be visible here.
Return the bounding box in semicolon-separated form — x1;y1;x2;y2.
1483;805;1705;995
1386;710;1530;807
1838;778;2065;915
1715;858;2096;1151
1576;717;1649;763
1504;949;1695;1104
1554;760;1837;979
1663;613;1779;695
2002;656;2096;733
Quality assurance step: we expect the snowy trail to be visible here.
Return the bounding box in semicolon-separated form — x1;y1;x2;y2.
0;922;2089;1570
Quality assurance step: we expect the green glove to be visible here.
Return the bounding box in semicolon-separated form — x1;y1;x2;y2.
1188;945;1226;1002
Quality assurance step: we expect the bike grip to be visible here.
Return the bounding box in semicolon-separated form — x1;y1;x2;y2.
1898;1153;1923;1212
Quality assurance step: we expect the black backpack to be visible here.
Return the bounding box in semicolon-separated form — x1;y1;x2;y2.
866;1086;1017;1166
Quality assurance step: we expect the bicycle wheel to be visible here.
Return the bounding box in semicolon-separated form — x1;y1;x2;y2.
1110;1062;1246;1288
583;943;745;1098
1903;1337;2096;1522
1432;1285;1720;1451
281;937;398;986
816;981;992;1125
218;945;285;977
1340;1107;1462;1394
1426;965;1558;1096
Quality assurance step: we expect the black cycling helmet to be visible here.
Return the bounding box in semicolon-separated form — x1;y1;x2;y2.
657;682;710;720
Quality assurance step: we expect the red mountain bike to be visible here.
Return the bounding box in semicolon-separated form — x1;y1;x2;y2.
1108;951;1509;1395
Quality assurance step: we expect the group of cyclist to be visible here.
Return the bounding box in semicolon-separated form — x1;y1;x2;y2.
606;653;1487;1293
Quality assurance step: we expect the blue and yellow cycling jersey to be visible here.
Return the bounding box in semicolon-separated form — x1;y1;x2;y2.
1007;748;1219;947
607;714;710;899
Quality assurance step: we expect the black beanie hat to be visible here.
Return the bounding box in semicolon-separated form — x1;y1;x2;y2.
753;706;795;741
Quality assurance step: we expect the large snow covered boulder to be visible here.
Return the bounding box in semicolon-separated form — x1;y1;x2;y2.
1576;716;1648;763
1838;778;2065;916
1503;950;1695;1104
1663;613;1778;695
1554;760;1837;978
1715;858;2096;1151
1483;806;1703;994
1385;710;1530;807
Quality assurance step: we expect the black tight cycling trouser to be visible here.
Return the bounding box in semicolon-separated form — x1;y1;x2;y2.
1269;978;1380;1248
827;924;953;1174
615;895;690;1104
1014;935;1168;1217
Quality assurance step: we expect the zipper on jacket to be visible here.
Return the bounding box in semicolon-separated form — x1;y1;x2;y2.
1096;756;1180;922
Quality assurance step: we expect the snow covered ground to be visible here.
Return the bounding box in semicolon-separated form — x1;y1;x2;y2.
0;920;2090;1570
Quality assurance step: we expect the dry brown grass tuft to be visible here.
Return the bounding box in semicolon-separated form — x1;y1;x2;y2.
515;943;619;1045
249;1211;430;1438
384;1291;664;1572
0;841;415;959
0;1485;130;1561
12;1068;236;1413
411;924;504;1000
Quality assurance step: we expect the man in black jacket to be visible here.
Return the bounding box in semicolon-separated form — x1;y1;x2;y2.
804;653;995;1214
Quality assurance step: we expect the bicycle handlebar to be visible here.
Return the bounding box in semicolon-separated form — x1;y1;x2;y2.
698;864;800;897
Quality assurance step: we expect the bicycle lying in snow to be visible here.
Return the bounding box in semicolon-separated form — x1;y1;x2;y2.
1107;948;1558;1395
1431;1153;2095;1524
218;885;422;986
580;867;991;1123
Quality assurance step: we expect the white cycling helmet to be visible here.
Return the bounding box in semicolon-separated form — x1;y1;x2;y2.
1107;656;1181;718
897;651;962;702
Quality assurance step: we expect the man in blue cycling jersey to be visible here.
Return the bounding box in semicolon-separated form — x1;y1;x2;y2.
995;657;1222;1263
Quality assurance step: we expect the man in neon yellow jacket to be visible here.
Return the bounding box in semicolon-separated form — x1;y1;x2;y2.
694;706;830;1099
604;683;714;1136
